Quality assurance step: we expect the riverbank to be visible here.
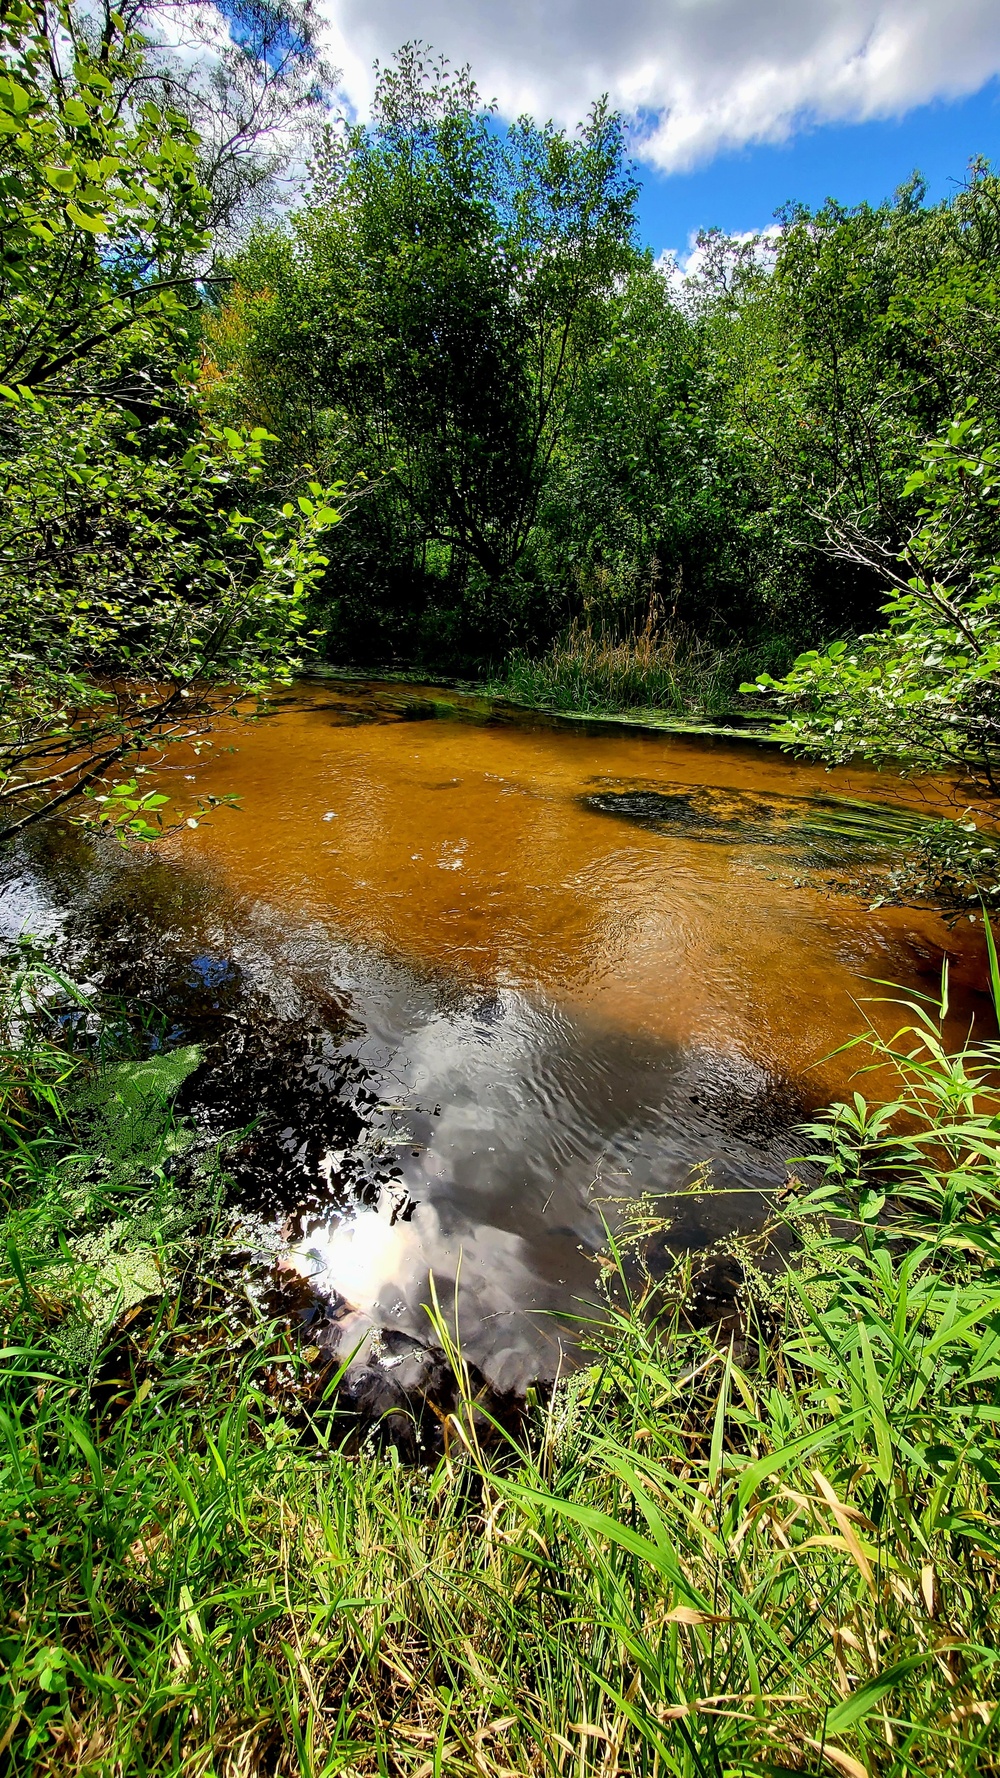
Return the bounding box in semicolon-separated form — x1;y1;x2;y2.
306;664;781;742
305;638;786;743
3;941;1000;1773
483;625;794;731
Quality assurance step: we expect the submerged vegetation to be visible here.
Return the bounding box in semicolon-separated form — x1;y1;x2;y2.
4;947;1000;1772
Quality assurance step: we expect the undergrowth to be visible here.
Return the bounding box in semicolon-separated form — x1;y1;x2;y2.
489;622;796;720
2;940;1000;1773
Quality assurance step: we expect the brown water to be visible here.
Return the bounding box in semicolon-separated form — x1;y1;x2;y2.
3;680;991;1389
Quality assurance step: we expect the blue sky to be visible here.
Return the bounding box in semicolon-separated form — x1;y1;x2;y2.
635;80;1000;259
216;0;1000;253
319;0;1000;248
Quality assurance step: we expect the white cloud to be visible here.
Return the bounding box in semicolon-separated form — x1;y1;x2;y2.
316;0;1000;172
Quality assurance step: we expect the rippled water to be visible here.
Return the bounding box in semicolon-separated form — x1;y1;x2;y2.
2;680;990;1388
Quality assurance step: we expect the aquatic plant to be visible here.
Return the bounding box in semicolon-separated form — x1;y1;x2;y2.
491;621;788;720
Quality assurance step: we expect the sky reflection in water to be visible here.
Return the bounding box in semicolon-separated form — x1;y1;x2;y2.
2;683;991;1386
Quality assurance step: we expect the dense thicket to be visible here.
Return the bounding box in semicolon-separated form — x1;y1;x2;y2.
5;6;1000;801
202;59;1000;684
0;0;340;838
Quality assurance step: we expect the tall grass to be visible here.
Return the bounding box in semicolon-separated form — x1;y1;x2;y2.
490;621;795;721
2;944;1000;1772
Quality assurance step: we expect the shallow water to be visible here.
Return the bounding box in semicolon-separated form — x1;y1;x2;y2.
2;680;991;1389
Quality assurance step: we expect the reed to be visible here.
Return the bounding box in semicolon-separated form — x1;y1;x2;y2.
2;944;1000;1773
491;622;793;720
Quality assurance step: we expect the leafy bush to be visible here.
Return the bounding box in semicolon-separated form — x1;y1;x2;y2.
747;412;1000;796
0;2;344;839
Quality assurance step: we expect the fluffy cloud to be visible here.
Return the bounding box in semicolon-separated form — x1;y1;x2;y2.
317;0;1000;171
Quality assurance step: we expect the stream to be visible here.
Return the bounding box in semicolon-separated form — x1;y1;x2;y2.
1;679;991;1394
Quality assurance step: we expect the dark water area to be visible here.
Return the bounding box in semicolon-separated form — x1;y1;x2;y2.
1;680;991;1392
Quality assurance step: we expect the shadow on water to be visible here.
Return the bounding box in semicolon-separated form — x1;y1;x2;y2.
0;679;992;1397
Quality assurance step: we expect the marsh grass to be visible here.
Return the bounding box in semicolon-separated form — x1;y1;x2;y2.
490;622;795;721
2;945;1000;1772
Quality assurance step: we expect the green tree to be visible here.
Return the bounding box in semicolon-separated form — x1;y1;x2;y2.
101;0;340;254
696;170;1000;636
0;0;342;839
535;258;794;646
206;45;639;661
747;411;1000;794
1;0;209;402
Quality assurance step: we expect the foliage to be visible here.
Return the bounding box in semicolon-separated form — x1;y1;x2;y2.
204;45;640;662
0;0;344;838
0;943;219;1355
531;255;808;649
109;0;341;253
3;947;1000;1770
1;0;212;402
695;169;1000;598
203;134;1000;688
518;164;1000;695
0;392;343;838
746;412;1000;794
491;616;793;720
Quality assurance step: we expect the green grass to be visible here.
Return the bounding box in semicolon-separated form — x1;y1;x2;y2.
487;624;797;722
2;943;1000;1773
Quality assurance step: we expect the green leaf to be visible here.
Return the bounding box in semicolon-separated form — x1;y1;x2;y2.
826;1654;935;1732
66;204;108;233
503;1482;698;1591
2;82;33;117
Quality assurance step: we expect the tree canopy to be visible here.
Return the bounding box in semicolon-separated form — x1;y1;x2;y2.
4;11;1000;818
0;0;342;838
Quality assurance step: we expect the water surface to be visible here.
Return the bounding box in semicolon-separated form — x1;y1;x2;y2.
3;681;989;1388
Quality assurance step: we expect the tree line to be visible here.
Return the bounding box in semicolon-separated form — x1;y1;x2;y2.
4;0;1000;830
